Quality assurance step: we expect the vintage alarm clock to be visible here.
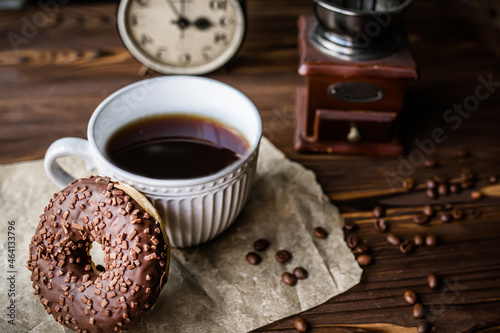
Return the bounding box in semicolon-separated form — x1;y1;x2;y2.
117;0;246;75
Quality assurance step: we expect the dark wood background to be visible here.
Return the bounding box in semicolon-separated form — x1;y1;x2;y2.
1;0;500;332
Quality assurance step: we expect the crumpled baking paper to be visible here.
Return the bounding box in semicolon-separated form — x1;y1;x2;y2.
0;137;361;333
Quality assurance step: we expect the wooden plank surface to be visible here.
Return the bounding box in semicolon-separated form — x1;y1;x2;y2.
1;0;500;332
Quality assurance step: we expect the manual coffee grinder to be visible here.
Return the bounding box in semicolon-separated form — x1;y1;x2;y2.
295;0;417;156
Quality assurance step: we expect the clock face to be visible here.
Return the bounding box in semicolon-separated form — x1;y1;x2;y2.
117;0;245;75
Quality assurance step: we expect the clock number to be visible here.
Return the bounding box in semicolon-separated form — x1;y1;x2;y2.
136;0;150;6
214;32;228;45
131;15;139;26
210;0;227;10
156;47;167;60
219;16;234;28
178;53;191;65
202;45;213;61
140;34;153;45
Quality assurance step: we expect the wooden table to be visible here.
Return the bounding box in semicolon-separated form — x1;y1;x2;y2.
1;0;500;332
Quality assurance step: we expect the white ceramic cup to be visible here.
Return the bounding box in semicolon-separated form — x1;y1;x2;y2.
44;76;262;248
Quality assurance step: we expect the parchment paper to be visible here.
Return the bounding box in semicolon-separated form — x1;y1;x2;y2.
0;138;362;333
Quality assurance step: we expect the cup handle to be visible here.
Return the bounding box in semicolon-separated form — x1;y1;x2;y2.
44;137;98;188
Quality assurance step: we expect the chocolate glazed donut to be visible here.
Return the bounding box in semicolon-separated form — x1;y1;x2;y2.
27;176;170;333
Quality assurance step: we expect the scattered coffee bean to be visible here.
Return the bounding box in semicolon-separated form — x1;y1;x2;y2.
346;235;359;249
471;191;483;200
281;272;297;286
487;175;498;184
461;169;475;181
422;205;434;217
403;177;415;190
466;209;481;218
417;320;431;333
373;205;385;218
443;202;454;210
452;208;464;220
354;245;370;254
294;317;308;332
343;219;358;231
413;214;429;225
425;234;438;247
399;240;414;254
253;239;269;252
423;157;438;168
426;188;437;199
246;252;261;265
457;148;471;159
437;184;448;196
449;183;461;194
293;267;308;280
433;173;447;184
425;179;437;189
275;250;292;264
413;303;425;319
461;180;474;190
374;218;388;233
414;234;424;246
427;273;439;290
439;213;453;223
404;289;418;305
313;226;328;239
356;254;372;267
386;233;401;246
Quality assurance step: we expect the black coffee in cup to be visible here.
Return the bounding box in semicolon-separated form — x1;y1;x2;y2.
105;114;249;179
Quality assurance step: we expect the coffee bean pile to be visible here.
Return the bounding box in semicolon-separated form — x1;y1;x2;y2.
245;226;329;287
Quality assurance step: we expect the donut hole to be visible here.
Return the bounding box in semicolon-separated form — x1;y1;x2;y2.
89;242;106;273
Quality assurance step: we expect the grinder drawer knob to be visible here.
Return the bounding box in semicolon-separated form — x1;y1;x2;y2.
347;123;361;143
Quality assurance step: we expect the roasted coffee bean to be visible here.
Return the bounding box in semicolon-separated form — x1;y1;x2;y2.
373;205;385;218
294;317;308;332
246;252;261;265
346;235;359;249
452;208;464;220
461;169;475;181
413;214;429;225
449;183;461;194
293;267;308;280
425;234;438;247
404;289;418;305
417;320;431;333
487;175;498;184
466;209;481;218
253;239;269;252
356;254;372;267
439;213;453;223
374;218;388;233
427;273;439;290
422;205;434;217
423;158;438;168
433;173;447;184
425;179;437;189
471;191;483;200
386;233;401;246
414;234;424;246
354;245;369;254
403;177;415;190
343;219;357;231
413;303;425;319
275;250;292;263
461;180;474;190
313;226;328;239
426;188;437;199
457;148;471;159
399;240;414;254
281;272;297;286
437;184;448;196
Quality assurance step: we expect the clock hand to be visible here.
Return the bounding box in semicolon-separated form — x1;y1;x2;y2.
194;17;212;30
180;0;186;39
165;0;181;18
